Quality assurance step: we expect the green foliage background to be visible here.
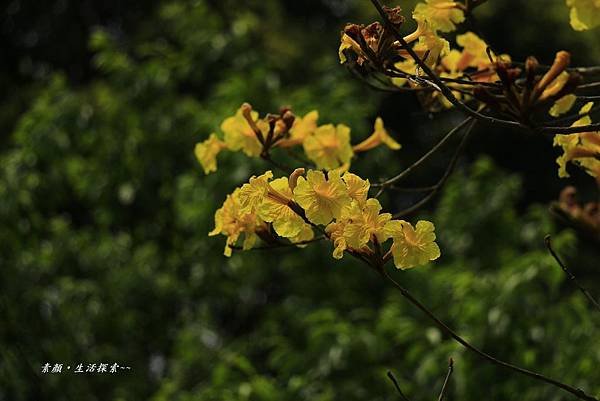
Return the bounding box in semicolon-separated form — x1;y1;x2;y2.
1;1;599;400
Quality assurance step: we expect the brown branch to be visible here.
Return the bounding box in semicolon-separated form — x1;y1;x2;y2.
378;266;598;401
387;371;411;401
387;119;476;218
544;235;600;312
373;117;474;191
437;358;454;401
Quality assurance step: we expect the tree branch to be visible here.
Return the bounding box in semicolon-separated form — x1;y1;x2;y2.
437;358;454;401
377;267;598;401
387;371;412;401
373;117;474;191
544;235;600;313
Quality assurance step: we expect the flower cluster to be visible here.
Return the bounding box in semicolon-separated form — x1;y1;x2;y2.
195;103;400;174
210;169;440;270
338;2;594;118
407;31;509;109
338;2;514;111
553;102;600;181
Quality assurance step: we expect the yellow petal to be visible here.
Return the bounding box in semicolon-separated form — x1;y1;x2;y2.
413;0;465;33
580;101;594;115
389;220;441;269
277;110;319;147
293;170;352;225
549;94;577;117
194;133;226;174
342;172;370;205
353;118;401;152
567;0;600;31
303;124;354;170
221;106;263;157
238;171;274;212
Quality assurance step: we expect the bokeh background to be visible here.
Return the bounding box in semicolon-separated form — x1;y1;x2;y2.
1;1;599;400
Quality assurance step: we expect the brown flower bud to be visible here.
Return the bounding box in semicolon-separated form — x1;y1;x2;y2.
282;110;295;131
289;168;305;192
534;51;571;97
383;5;405;25
525;56;539;86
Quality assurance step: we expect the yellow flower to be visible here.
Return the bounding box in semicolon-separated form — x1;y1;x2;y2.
554;132;600;179
441;49;463;72
293;170;352;225
385;220;441;269
289;224;315;246
209;188;265;257
455;32;490;70
580;101;594;115
549;94;577;117
303;124;354;170
391;58;418;87
413;0;465;33
325;220;348;259
342;198;393;249
238;171;274;212
258;177;307;238
566;0;600;31
342;172;370;206
353;118;401;152
571;102;594;127
413;24;450;67
194;133;227;174
339;33;363;64
579;157;600;180
277;110;319;148
221;106;266;157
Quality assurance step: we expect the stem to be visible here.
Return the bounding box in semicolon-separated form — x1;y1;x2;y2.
387;371;412;401
378;267;599;401
392;119;475;217
544;235;600;313
437;358;454;401
373;117;474;189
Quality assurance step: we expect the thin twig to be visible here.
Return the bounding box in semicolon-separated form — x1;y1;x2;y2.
391;119;476;218
378;267;598;401
437;358;454;401
544;235;600;312
576;81;600;90
387;371;411;401
373;117;474;189
383;184;439;193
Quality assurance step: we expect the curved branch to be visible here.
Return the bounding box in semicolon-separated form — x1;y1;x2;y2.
378;267;599;401
437;358;454;401
387;371;412;401
373;117;474;191
544;235;600;312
